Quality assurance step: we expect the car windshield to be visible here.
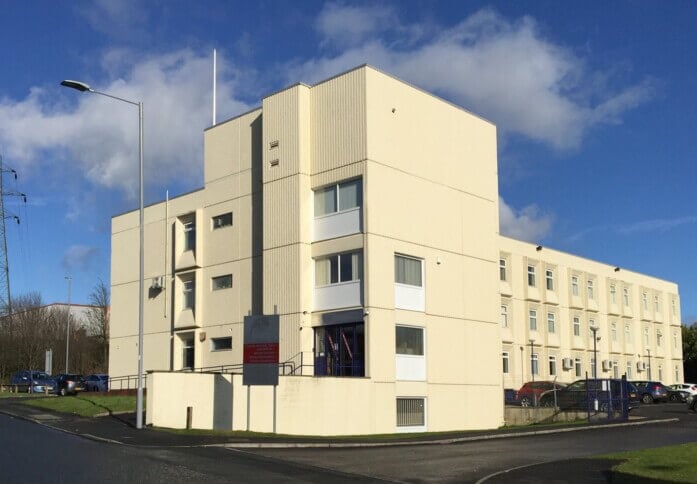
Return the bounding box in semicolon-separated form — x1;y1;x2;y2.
32;372;49;379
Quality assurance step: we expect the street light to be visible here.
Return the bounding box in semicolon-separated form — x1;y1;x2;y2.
61;79;145;430
65;275;72;373
590;325;599;380
529;339;535;384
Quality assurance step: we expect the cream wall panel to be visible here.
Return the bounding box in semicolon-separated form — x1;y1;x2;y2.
204;109;261;184
109;332;171;378
200;323;243;369
264;175;302;248
263;245;303;315
365;68;497;200
311;163;364;189
311;68;367;174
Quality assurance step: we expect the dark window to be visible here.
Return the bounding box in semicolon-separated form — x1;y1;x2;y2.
314;322;364;377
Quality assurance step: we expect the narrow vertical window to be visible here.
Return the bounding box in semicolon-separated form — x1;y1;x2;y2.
531;353;539;375
499;259;507;282
574;358;582;378
183;279;195;310
502;352;510;374
587;279;595;300
642;292;648;310
610;284;616;304
571;276;579;296
527;265;536;287
184;221;196;251
644;327;649;345
500;305;508;328
573;317;580;337
548;356;557;376
545;269;554;291
623;288;630;306
547;312;556;333
529;310;537;331
611;322;617;342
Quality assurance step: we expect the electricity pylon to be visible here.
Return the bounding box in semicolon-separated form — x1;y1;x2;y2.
0;155;26;317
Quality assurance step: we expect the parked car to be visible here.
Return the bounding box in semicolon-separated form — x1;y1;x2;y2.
688;394;697;413
52;374;85;396
667;387;690;402
515;381;566;407
671;383;697;397
9;370;55;393
83;374;109;392
539;378;639;411
631;381;670;404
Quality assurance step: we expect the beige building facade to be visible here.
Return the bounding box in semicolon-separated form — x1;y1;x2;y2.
499;237;683;391
109;65;681;434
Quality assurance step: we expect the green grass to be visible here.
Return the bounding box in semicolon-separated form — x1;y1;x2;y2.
600;443;697;483
22;395;137;417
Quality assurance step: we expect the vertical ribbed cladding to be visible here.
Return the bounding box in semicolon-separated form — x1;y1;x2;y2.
311;67;367;174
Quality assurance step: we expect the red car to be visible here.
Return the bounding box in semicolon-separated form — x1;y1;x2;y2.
515;381;566;407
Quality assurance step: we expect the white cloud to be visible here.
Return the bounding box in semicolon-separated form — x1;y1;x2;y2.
0;49;250;200
316;3;395;48
62;245;99;273
499;197;552;243
295;7;653;151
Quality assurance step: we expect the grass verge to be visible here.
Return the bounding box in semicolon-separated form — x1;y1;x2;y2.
22;395;137;417
599;443;697;483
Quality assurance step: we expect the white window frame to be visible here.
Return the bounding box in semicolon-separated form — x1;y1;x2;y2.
656;330;663;347
395;254;423;288
571;276;579;296
610;284;617;304
547;312;556;334
531;353;539;376
529;309;537;331
587;279;595;300
182;278;195;310
500;305;509;328
545;269;554;291
548;355;557;376
499;259;507;282
644;327;650;346
527;265;536;287
611;322;617;342
183;220;196;252
626;361;633;379
642;292;648;310
574;358;582;378
396;397;426;432
314;178;362;217
502;352;510;374
623;287;630;307
654;295;660;312
316;252;363;287
573;316;580;337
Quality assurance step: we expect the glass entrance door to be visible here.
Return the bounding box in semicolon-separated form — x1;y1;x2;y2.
314;322;364;376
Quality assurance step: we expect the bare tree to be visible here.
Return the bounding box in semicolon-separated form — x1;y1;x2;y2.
86;279;110;371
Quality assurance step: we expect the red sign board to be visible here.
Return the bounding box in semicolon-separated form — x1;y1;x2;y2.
243;343;279;365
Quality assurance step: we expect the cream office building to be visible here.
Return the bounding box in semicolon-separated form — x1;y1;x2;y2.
109;65;681;434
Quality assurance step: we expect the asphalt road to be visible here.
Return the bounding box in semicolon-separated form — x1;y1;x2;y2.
245;404;697;483
0;413;382;483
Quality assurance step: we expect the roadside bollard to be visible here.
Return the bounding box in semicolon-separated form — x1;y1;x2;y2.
186;406;193;430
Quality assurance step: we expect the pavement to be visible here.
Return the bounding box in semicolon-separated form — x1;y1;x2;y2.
0;395;679;450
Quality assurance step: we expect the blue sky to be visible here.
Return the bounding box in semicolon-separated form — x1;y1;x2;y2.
0;1;695;321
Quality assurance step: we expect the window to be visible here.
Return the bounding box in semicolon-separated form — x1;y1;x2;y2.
612;361;619;378
644;327;649;345
672;298;677;316
499;259;507;281
211;337;232;351
184;221;196;251
573;317;580;337
626;361;633;379
571;276;579;296
212;274;232;290
654;295;660;312
502;352;510;374
610;284;617;304
575;358;582;378
183;279;195;310
315;322;364;377
545;269;554;291
656;330;663;347
527;265;536;287
314;179;362;216
611;322;617;342
395;326;424;355
531;353;539;375
675;365;680;381
623;288;630;306
396;398;425;428
547;312;556;333
316;252;362;286
500;305;508;328
658;365;663;381
212;212;232;229
395;255;422;287
548;356;557;376
625;323;632;343
182;336;194;370
588;319;596;339
529;309;538;331
642;292;648;310
674;331;678;350
587;279;595;300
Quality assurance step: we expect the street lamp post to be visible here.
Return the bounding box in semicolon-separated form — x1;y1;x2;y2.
646;349;652;380
61;80;145;430
65;275;72;373
529;339;535;384
590;325;599;380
